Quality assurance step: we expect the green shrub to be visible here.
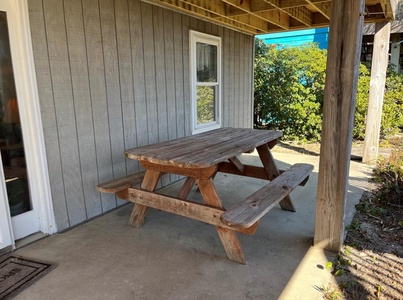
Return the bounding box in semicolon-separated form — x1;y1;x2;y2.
353;65;371;139
254;39;403;141
373;150;403;206
254;40;326;141
354;67;403;139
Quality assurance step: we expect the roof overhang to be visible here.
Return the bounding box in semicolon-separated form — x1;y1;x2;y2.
142;0;399;35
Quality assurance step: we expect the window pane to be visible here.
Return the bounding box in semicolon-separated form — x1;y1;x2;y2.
196;86;216;124
196;42;217;82
0;12;32;216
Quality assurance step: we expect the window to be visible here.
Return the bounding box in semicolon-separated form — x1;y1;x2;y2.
190;31;222;134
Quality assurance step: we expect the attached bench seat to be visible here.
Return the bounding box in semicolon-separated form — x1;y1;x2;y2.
221;163;314;229
97;171;145;193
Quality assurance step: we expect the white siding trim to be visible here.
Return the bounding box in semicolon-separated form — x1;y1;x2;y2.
13;0;56;234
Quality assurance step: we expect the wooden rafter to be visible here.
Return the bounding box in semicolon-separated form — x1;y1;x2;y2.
261;0;312;27
141;0;397;35
306;0;331;20
143;0;259;34
178;0;275;32
221;0;290;30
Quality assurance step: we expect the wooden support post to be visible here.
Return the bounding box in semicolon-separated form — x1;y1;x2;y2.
363;22;391;163
314;0;365;252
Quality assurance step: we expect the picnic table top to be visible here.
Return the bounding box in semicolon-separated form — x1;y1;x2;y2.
125;127;282;168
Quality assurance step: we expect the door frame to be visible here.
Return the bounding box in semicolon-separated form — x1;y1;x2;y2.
0;0;56;248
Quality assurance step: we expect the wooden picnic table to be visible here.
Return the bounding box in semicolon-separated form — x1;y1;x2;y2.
97;127;313;264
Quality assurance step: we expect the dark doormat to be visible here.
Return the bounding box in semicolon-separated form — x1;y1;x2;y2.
0;255;56;299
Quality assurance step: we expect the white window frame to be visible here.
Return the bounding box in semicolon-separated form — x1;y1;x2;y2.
190;30;222;134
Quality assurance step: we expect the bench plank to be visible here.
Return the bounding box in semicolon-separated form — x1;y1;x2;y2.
221;163;314;229
96;171;145;193
117;187;258;235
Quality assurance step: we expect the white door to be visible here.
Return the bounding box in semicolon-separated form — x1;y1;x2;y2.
0;0;55;250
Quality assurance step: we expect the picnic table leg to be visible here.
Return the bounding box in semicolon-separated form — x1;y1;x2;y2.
177;177;195;200
257;144;296;212
196;178;246;264
129;169;161;227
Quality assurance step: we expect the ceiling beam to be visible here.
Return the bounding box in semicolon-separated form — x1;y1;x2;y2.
280;0;330;9
142;0;259;34
142;0;395;35
221;0;290;30
306;0;331;20
177;0;275;32
262;0;313;27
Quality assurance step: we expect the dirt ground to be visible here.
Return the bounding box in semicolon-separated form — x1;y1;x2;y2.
334;190;403;300
275;139;403;300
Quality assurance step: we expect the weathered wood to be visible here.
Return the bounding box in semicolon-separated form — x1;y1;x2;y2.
218;162;309;186
221;164;314;229
218;162;268;179
197;178;246;264
129;170;161;228
257;143;295;211
121;127;313;262
256;144;278;181
363;22;391;163
143;0;393;35
117;188;257;235
96;172;146;193
140;161;217;180
228;157;244;174
177;177;196;200
314;0;365;252
125;128;283;168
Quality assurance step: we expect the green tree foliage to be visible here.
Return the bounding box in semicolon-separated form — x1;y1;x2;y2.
196;86;215;124
254;40;326;141
353;64;371;139
354;67;403;139
254;39;403;141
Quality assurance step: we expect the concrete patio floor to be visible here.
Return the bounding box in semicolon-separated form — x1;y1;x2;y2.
10;150;373;300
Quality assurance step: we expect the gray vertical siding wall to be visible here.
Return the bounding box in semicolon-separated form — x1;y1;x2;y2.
28;0;254;231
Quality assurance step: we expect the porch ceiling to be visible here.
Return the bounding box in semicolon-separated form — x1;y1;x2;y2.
142;0;398;35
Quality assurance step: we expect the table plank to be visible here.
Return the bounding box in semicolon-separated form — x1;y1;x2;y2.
125;128;282;168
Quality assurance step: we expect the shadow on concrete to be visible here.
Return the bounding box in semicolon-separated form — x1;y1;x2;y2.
11;151;372;300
